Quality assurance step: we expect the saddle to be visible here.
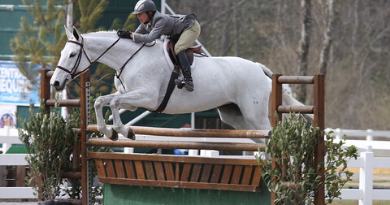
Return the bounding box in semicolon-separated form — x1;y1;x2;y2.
167;40;203;67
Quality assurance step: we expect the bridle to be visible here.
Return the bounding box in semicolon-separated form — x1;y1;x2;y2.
55;35;149;89
56;35;120;80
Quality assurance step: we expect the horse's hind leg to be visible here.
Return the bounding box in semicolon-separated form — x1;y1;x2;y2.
217;104;255;130
217;104;266;143
238;99;271;131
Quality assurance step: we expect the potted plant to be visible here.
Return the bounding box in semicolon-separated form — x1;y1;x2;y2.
18;101;78;204
258;114;358;205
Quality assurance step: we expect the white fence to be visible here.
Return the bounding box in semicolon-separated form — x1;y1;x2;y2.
1;127;390;204
0;126;35;199
326;128;390;155
339;152;390;204
0;126;20;154
325;128;390;204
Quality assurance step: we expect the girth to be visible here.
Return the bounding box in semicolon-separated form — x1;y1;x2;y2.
152;41;203;113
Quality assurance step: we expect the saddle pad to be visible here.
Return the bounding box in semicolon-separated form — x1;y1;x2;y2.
163;39;195;71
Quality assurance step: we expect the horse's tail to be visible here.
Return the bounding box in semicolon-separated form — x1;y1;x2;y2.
256;62;314;120
257;62;273;79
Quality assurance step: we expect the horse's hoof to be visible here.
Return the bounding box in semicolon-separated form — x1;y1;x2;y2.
109;129;118;141
127;128;136;140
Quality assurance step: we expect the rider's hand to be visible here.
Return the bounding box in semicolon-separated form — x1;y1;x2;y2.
117;30;133;39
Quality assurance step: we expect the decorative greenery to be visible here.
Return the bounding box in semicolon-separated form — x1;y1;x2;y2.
18;100;78;202
258;114;358;205
60;94;111;204
61;130;107;204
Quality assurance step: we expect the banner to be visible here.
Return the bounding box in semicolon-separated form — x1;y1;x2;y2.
0;105;16;128
0;61;39;105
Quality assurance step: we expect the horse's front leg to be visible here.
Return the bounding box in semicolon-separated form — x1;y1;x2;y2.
94;93;119;140
110;91;158;140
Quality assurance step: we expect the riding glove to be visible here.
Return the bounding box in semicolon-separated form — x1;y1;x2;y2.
117;30;132;39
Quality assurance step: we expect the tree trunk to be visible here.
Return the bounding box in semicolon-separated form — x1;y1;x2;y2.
318;0;336;75
295;0;311;103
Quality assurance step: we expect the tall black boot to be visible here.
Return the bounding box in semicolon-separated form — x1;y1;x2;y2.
175;51;194;92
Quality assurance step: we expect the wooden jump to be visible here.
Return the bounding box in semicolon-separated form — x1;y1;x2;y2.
40;69;325;204
87;125;268;192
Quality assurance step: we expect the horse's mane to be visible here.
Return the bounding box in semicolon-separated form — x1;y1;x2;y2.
82;30;117;37
81;31;164;44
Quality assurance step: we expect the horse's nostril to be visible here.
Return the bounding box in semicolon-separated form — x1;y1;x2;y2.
53;81;59;87
53;81;61;90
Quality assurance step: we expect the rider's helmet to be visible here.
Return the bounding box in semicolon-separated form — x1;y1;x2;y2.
132;0;157;14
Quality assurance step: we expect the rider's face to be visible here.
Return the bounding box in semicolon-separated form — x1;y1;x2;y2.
137;12;149;24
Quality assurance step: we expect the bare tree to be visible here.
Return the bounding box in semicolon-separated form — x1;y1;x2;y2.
296;0;312;103
318;0;336;75
167;0;390;130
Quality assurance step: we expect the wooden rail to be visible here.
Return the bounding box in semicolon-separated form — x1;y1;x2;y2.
89;152;263;192
88;138;265;151
87;124;270;138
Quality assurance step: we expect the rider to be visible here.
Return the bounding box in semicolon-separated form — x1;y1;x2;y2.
117;0;201;92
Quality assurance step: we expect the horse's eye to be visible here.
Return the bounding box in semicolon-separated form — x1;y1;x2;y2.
70;53;76;58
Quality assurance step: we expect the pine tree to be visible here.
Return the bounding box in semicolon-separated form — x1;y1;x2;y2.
10;0;67;93
10;0;136;99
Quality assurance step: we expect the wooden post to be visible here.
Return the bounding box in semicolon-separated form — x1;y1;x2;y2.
15;166;26;187
270;74;282;205
80;71;90;205
314;74;325;205
270;74;325;205
38;69;51;201
40;69;51;112
271;74;283;126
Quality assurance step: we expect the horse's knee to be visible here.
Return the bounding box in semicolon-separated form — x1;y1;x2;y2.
112;125;121;131
97;125;106;132
109;97;120;109
94;97;103;110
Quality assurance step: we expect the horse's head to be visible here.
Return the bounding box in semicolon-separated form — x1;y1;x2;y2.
50;26;91;91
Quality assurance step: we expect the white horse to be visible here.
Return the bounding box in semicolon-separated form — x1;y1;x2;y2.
50;27;302;141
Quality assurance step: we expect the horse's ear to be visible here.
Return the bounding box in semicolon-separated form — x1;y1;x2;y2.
64;25;73;39
72;26;80;41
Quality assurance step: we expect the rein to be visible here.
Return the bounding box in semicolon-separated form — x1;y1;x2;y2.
115;41;155;91
115;43;146;91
